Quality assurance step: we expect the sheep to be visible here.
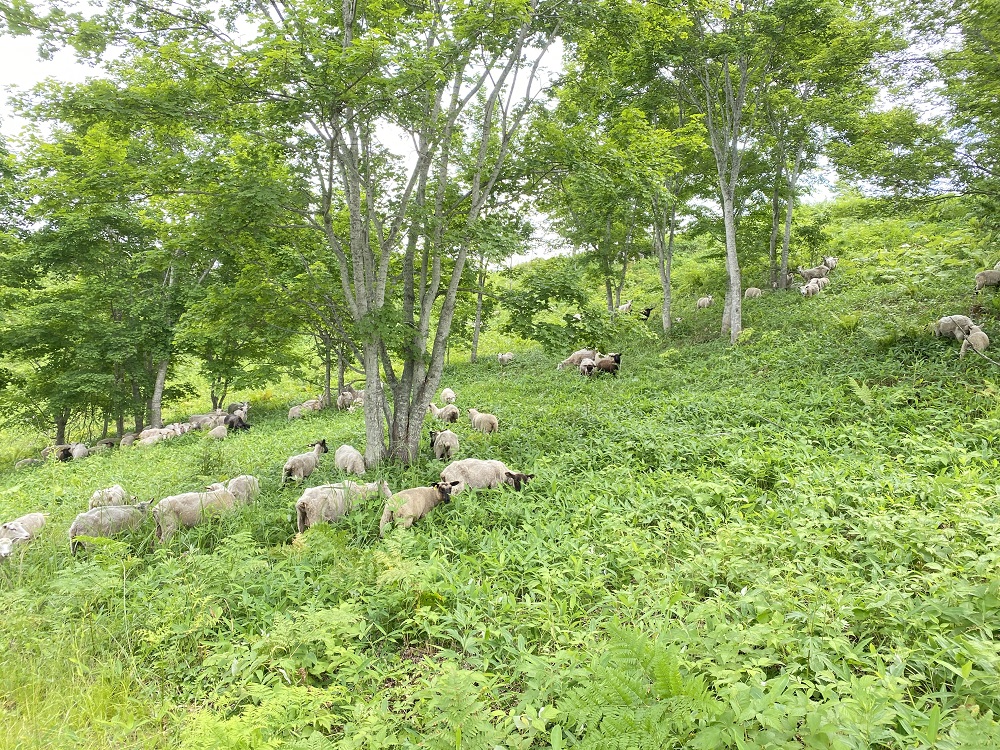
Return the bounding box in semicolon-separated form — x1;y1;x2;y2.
70;443;89;460
226;475;261;504
428;402;460;423
960;325;990;358
429;429;459;460
744;287;762;299
55;446;74;462
557;349;599;370
301;398;323;411
697;295;714;309
974;270;1000;294
40;444;68;460
933;315;975;340
69;503;150;554
579;357;597;376
119;433;137;447
571;312;583;322
14;458;41;470
336;391;354;410
1;512;47;559
813;277;831;290
207;425;228;440
468;408;499;434
797;263;831;281
152;487;237;542
89;484;132;509
800;282;820;298
226;401;249;415
288;405;304;420
498;352;515;366
335;444;366;476
379;480;461;535
772;271;797;290
281;440;329;486
822;256;839;270
344;384;365;403
89;443;110;454
224;412;250;431
639;306;654;320
296;480;392;533
595;352;622;376
440;458;534;495
440;387;457;404
617;300;632;313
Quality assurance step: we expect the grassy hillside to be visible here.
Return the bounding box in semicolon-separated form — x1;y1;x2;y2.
3;200;1000;748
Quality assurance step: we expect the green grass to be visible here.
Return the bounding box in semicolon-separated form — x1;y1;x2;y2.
3;203;1000;748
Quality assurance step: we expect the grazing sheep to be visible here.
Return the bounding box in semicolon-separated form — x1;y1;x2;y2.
379;480;461;535
468;408;499;434
440;458;534;495
639;306;654;320
697;295;714;309
226;475;261;504
440;387;456;404
55;446;74;462
1;512;47;559
336;391;354;410
798;263;831;281
960;325;991;358
579;357;597;376
14;458;42;470
617;300;632;313
152;487;237;542
595;352;621;376
429;429;459;460
119;433;137;447
207;425;228;440
822;256;839;270
974;269;1000;294
744;287;763;299
296;480;391;533
281;440;330;486
498;352;515;366
288;405;304;420
558;349;599;370
41;444;68;460
813;277;831;290
226;401;249;415
335;444;366;476
428;402;460;423
800;282;820;298
69;504;150;554
70;443;89;460
772;271;797;290
89;484;132;509
933;315;975;340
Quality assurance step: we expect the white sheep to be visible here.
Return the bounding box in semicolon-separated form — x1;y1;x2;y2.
744;287;762;299
696;295;714;309
498;352;515;366
226;475;261;504
439;458;534;495
70;444;89;460
336;391;354;410
933;315;975;339
281;440;330;486
334;444;366;476
557;349;599;370
428;402;460;423
0;512;47;559
14;458;42;470
429;429;459;460
152;487;237;542
89;484;132;509
119;434;137;447
69;504;150;554
960;325;990;358
813;277;831;290
974;269;1000;293
617;300;632;313
822;256;839;270
296;480;391;532
468;408;499;434
440;387;456;404
207;425;228;440
800;282;820;297
798;263;831;281
579;357;597;376
994;260;1000;271
288;405;304;420
379;480;461;535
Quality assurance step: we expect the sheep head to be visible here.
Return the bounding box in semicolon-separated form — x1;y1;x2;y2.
504;472;535;491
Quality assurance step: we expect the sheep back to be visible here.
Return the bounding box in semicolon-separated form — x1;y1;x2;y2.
379;481;459;535
89;484;131;509
334;444;366;476
69;504;150;554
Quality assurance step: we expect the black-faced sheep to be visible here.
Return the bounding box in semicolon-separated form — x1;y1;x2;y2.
974;270;1000;294
69;504;150;554
429;429;459;460
226;401;249;415
579;358;597;376
744;287;762;299
595;352;622;376
281;440;329;486
697;295;714;309
378;480;461;535
439;458;534;495
639;306;654;320
1;512;47;559
558;349;599;370
468;408;499;434
334;444;366;476
89;484;132;509
428;403;460;423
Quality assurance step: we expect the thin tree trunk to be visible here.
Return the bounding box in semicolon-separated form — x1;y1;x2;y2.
324;342;333;405
131;378;144;433
150;358;169;427
768;166;783;288
54;407;70;445
362;342;387;466
471;266;485;363
655;197;677;332
780;142;804;289
720;190;742;343
337;346;346;394
116;413;124;438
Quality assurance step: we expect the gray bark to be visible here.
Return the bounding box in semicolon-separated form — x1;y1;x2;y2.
150;358;169;428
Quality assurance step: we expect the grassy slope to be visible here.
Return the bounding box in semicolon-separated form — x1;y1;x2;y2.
2;200;1000;748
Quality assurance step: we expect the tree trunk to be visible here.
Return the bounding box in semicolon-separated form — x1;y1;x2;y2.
323;342;333;405
337;346;346;395
655;194;677;333
131;378;144;434
720;190;742;343
780;142;804;289
116;413;125;438
54;407;70;445
471;266;485;363
362;342;387;466
768;168;783;288
150;358;169;427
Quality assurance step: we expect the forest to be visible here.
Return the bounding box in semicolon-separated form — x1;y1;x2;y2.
2;0;1000;747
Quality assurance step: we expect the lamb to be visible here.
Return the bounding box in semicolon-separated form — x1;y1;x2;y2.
797;263;831;281
152;487;237;542
379;480;461;535
428;402;460;423
800;282;820;297
0;512;47;559
439;458;534;495
696;295;714;309
497;352;515;366
334;444;366;476
639;306;654;320
280;439;330;486
440;387;457;404
617;300;632;313
207;425;228;440
960;325;990;358
429;429;459;460
296;480;391;533
557;349;599;370
822;256;839;270
579;358;597;376
89;484;132;509
974;270;1000;294
595;352;621;376
468;408;499;434
69;503;150;554
744;287;762;299
226;475;261;504
933;315;975;340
